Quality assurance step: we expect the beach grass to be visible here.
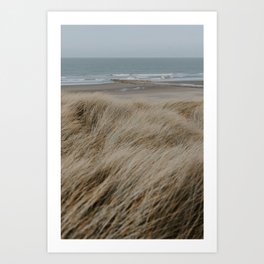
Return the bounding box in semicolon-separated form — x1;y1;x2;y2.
61;91;203;239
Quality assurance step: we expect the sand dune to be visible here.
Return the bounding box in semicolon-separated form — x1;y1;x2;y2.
61;92;203;239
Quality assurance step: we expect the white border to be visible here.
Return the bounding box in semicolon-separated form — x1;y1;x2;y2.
47;11;217;253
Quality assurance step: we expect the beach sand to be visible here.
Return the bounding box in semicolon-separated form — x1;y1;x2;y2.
62;80;203;101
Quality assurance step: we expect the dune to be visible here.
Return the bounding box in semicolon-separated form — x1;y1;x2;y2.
61;91;203;239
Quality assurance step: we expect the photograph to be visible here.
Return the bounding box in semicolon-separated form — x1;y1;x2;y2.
61;25;204;239
48;11;217;252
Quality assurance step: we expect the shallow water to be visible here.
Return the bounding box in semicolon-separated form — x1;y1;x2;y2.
61;57;203;85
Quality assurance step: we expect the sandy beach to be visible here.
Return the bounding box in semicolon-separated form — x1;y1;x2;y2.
62;80;203;101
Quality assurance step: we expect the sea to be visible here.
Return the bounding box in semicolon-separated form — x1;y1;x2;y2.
61;58;203;86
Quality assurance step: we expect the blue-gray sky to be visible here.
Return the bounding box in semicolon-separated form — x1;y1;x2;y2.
61;25;203;58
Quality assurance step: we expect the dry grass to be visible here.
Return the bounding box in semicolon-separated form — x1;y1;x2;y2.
61;92;203;239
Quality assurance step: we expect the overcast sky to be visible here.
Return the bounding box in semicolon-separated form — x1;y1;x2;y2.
61;25;203;58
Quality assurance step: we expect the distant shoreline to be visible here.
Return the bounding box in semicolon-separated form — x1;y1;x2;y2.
62;80;203;88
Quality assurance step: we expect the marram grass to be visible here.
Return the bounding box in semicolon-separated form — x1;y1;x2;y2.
61;92;203;239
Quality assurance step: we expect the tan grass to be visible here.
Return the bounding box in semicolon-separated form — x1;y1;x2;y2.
61;92;203;239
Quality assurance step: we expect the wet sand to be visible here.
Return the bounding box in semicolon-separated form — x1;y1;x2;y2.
62;80;203;101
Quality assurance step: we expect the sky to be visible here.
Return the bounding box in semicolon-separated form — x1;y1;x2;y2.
61;25;203;58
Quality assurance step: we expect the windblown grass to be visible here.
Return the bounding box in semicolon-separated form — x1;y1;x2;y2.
61;92;203;239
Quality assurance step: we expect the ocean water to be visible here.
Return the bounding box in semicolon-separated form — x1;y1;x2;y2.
61;58;203;85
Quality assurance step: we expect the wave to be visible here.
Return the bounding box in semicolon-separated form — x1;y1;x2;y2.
61;72;203;85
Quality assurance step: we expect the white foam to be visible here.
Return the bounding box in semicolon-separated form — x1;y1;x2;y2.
61;72;203;86
112;74;130;77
